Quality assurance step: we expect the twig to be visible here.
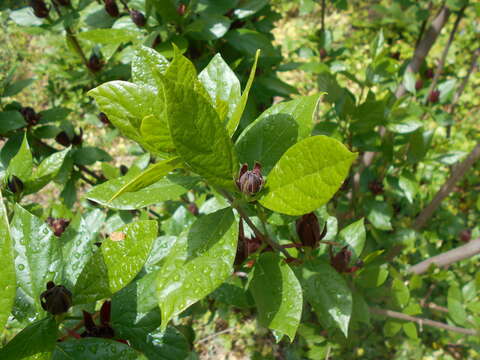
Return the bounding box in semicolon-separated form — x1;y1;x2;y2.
320;0;326;33
220;191;294;260
413;142;480;230
414;2;433;50
424;302;449;313
369;307;477;335
395;5;450;98
77;165;104;182
196;327;235;344
427;5;467;99
408;238;480;274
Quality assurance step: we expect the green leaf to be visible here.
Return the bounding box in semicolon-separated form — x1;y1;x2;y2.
300;260;352;336
0;191;15;332
38;107;71;123
73;147;112;166
366;201;393;230
235;95;320;174
448;285;467;325
102;220;157;294
352;290;370;325
186;15;231;41
87;171;188;210
109;157;182;202
140;114;176;155
73;250;110;305
132;46;169;89
9;7;43;27
249;252;302;342
356;266;389;288
259;135;357;216
0;111;27;134
78;28;141;44
7;133;32;182
198;53;241;122
403;70;416;94
88;81;164;155
163;80;238;189
11;205;61;319
52;338;147;359
403;322;418;339
24;148;70;194
157;208;238;330
151;0;181;22
0;317;58;360
60;210;106;289
226;49;260;136
392;278;410;308
234;0;269;18
338;218;365;257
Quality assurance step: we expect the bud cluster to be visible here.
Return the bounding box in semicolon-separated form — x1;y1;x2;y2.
47;217;70;237
40;281;72;315
20;106;41;125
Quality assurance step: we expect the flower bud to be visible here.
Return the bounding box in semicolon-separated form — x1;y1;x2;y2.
87;53;103;73
72;128;83;146
389;51;400;60
81;301;115;339
428;90;440;104
55;131;71;147
40;281;72;315
424;68;434;79
415;79;423;90
119;165;128;175
47;217;70;237
54;0;70;6
130;9;146;27
98;112;110;125
330;246;352;273
7;175;24;194
319;48;328;59
460;229;471;243
20;106;40;125
296;212;322;248
177;3;186;16
104;0;119;18
236;162;264;196
368;180;384;195
31;0;49;18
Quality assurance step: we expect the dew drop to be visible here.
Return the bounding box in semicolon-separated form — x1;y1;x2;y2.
17;264;25;271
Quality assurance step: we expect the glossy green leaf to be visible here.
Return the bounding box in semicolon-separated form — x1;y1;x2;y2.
226;49;260;136
0;316;57;360
73;147;112;166
300;260;352;336
87;171;188;210
338;218;365;257
0;111;27;134
356;266;389;288
186;15;231;41
140;113;175;155
102;220;157;294
24;148;70;194
132;46;169;89
109;157;182;202
366;201;393;230
157;208;238;330
403;322;418;339
448;285;467;325
60;209;106;289
0;190;15;332
7;133;32;182
235;94;320;174
73;250;110;305
11;205;61;319
163;79;238;189
52;338;147;360
234;0;268;18
259;136;356;216
249;252;302;341
198;53;241;122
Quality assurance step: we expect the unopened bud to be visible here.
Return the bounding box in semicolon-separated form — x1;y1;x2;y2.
104;0;119;18
31;0;49;18
47;217;70;237
415;79;423;90
177;3;186;16
81;301;115;338
330;246;352;273
98;112;110;125
296;212;323;248
119;165;128;175
7;175;24;194
236;162;264;196
40;281;72;315
460;229;471;243
72;128;83;146
55;131;71;147
368;180;384;195
424;68;434;79
87;53;103;73
20;107;40;125
130;9;146;27
319;48;327;59
54;0;70;6
428;90;440;104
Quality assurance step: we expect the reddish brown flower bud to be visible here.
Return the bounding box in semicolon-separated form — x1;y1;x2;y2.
428;90;440;104
236;162;265;196
40;281;72;315
55;131;71;147
389;51;400;60
415;79;423;90
7;175;24;194
31;0;49;18
54;0;70;6
177;3;186;16
424;68;434;79
319;48;328;59
47;217;70;237
330;246;352;273
130;9;146;27
81;301;115;339
98;112;110;125
104;0;119;18
296;212;322;248
72;128;83;146
459;229;471;243
119;165;128;175
368;180;384;195
187;203;199;216
87;53;103;73
20;106;40;125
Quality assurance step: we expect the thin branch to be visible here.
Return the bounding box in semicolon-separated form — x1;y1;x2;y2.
196;327;235;344
369;307;477;335
77;165;104;182
396;5;451;98
220;191;294;259
408;238;480;274
414;1;433;50
427;5;467;98
424;302;449;313
414;142;480;230
320;0;326;33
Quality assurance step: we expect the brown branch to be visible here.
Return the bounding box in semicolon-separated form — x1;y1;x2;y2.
369;307;477;335
396;5;451;98
413;142;480;230
427;5;467;98
414;2;433;50
408;238;480;274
